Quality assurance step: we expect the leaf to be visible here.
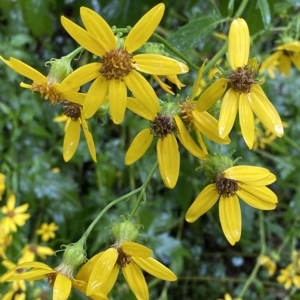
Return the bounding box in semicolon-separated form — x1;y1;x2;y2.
286;0;300;7
168;16;220;52
257;0;271;29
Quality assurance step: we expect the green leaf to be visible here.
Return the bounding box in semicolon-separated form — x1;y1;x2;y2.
257;0;271;29
286;0;300;7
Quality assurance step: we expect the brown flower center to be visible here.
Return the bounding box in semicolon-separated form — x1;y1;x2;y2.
63;101;82;121
100;49;134;80
45;273;57;287
216;176;239;197
150;114;175;139
179;100;196;130
228;66;256;93
31;82;63;105
116;247;132;268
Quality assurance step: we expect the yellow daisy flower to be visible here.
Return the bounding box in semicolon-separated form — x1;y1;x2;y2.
277;264;300;290
61;3;189;124
18;244;54;264
258;255;277;276
0;173;5;200
260;41;300;77
0;223;12;259
1;194;30;233
125;97;205;189
185;160;278;245
77;241;176;298
36;222;59;242
197;18;283;149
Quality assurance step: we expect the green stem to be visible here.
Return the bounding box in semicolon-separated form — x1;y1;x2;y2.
128;161;158;220
283;134;300;153
239;211;266;298
66;46;84;60
233;0;249;18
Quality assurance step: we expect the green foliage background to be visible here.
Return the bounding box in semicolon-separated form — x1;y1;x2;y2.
1;0;300;299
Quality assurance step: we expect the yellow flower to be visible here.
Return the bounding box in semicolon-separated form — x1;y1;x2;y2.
61;3;188;124
197;18;283;149
1;194;30;232
217;293;242;300
0;224;12;259
76;241;177;298
153;74;185;95
277;264;300;290
18;244;54;264
258;255;277;276
260;41;300;77
185;163;277;245
0;56;85;105
125;97;205;189
36;222;59;242
0;173;5;200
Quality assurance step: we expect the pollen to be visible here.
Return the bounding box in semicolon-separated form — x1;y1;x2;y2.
150;114;175;139
116;247;132;268
63;101;82;121
179;100;196;130
216;176;239;197
100;49;134;80
228;66;256;93
31;82;64;105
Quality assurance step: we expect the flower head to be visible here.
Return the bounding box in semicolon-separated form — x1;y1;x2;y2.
19;244;54;264
61;3;188;124
185;155;278;245
258;255;277;276
36;222;59;242
277;264;300;290
0;173;5;200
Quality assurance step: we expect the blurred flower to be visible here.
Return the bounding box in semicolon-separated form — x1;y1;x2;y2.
217;293;242;300
61;4;188;124
277;264;300;290
197;18;283;149
153;74;185;95
36;222;59;242
0;173;5;200
1;194;30;232
258;255;277;276
185;155;278;245
260;41;300;77
0;226;12;259
19;244;54;263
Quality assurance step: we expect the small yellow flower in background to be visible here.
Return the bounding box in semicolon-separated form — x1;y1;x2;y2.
51;167;60;173
217;293;242;300
1;194;30;233
258;255;277;276
197;18;283;149
153;74;185;95
185;155;278;245
19;244;54;264
61;3;188;124
0;225;12;259
36;222;59;242
0;173;5;200
260;41;300;77
277;264;300;290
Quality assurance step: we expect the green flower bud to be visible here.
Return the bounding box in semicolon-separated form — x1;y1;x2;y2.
46;56;73;84
112;220;139;244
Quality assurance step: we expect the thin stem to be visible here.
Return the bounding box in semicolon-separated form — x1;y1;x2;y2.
66;46;84;60
233;0;249;18
283;134;300;153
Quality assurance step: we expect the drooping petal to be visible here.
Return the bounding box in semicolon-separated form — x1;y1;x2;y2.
76;253;103;281
124;3;165;53
196;78;228;112
260;51;282;73
63;120;81;162
291;54;300;70
109;79;127;124
174;115;205;159
239;92;255;149
224;166;271;182
61;16;106;57
4;269;55;281
60;91;85;106
0;55;15;70
83;75;109;119
125;129;153;165
277;41;300;52
278;54;291;77
122;242;152;258
72;280;108;300
228;18;250;69
80;7;117;51
80;117;97;162
10;58;47;83
122;262;149;300
191;60;206;100
132;256;177;281
53;274;72;300
218;88;239;138
219;195;241;246
248;85;283;137
124;71;159;114
237;185;277;209
243;173;276;186
126;97;157;120
195;130;208;156
134;54;188;75
185;184;219;223
157;134;179;189
87;248;118;296
192;110;230;144
100;265;119;295
152;74;174;95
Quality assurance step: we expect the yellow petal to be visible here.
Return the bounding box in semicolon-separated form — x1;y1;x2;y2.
277;41;300;51
109;79;127;124
244;173;276;186
153;74;174;95
260;51;281;73
132;256;177;281
53;274;72;300
228;18;250;69
248;85;283;137
4;269;54;281
219;195;241;246
192;110;230;144
239;92;255;149
134;54;188;75
185;184;219;223
100;265;119;295
290;54;300;70
174;115;205;158
80;117;97;162
61;16;106;56
196;78;228;112
278;54;291;77
87;248;118;296
60;91;85;106
124;3;165;53
157;134;179;189
122;262;149;300
63;120;80;162
125;129;153;165
76;253;102;281
126;97;157;120
224;166;271;182
237;185;277;209
72;280;108;300
191;60;206;100
124;71;159;114
121;241;152;258
80;7;116;51
83;75;109;119
0;55;15;70
219;88;239;138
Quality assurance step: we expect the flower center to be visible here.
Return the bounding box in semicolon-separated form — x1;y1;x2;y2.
228;66;256;93
283;50;296;57
116;247;131;268
46;273;57;287
150;114;175;139
216;176;238;197
179;100;196;130
63;101;82;121
31;82;64;105
100;49;134;80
